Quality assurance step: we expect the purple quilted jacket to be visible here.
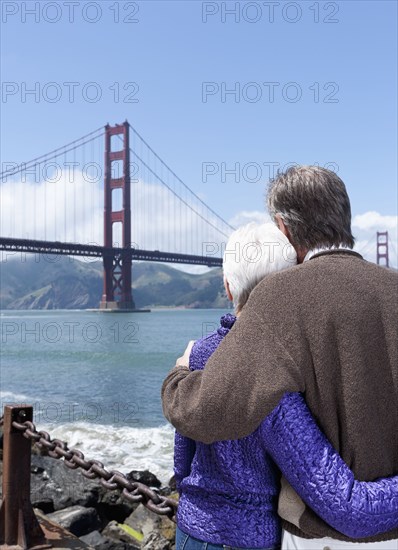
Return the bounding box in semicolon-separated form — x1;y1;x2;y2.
174;313;398;548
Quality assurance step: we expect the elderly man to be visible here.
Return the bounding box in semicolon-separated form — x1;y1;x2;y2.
162;166;398;549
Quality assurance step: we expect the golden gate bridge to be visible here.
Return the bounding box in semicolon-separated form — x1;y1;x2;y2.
0;121;234;311
0;121;393;311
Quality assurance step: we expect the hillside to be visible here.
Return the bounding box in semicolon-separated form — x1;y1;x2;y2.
0;255;229;310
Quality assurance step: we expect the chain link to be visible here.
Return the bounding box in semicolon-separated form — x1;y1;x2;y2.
12;419;177;522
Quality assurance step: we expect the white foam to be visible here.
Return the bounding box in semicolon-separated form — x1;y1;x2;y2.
0;390;37;403
38;421;176;484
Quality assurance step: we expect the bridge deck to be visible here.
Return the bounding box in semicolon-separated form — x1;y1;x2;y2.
0;237;222;268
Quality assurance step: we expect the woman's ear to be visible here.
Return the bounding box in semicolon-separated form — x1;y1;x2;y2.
224;278;233;302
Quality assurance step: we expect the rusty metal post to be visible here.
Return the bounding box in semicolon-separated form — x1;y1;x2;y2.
0;406;51;550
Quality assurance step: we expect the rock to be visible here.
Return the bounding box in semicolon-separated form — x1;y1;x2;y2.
32;497;54;514
30;455;136;522
124;504;160;538
80;530;107;546
167;475;176;493
102;521;141;548
126;470;161;488
31;464;45;474
47;505;101;536
123;503;176;545
159;515;176;543
31;455;100;511
0;452;170;545
141;532;171;550
96;488;137;524
96;539;139;550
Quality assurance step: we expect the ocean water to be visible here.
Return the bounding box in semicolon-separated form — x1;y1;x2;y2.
0;308;227;483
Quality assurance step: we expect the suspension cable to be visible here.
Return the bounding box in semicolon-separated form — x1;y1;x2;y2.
115;133;232;241
0;127;105;179
129;124;234;232
130;147;231;239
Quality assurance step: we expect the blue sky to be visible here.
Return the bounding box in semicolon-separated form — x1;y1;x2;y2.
1;0;397;264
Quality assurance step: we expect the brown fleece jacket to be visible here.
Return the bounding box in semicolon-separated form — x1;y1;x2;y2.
161;250;398;542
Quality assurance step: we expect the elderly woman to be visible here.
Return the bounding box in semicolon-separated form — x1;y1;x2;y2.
173;222;398;550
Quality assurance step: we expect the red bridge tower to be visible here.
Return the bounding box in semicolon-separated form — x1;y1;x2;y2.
100;122;135;311
376;231;389;268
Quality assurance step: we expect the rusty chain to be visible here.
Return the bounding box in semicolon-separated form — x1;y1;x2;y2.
11;418;178;522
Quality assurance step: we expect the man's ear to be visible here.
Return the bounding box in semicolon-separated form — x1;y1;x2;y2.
224;278;233;302
275;214;291;240
275;213;307;263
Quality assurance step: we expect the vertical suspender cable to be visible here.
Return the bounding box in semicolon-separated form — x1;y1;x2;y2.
64;150;67;242
73;147;76;242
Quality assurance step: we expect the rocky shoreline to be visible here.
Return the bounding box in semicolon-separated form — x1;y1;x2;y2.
0;451;178;549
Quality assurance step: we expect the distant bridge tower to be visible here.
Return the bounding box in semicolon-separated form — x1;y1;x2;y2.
376;231;389;268
100;121;135;311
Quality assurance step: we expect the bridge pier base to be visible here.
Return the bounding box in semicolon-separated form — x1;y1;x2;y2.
100;300;133;308
99;251;136;311
99;300;136;312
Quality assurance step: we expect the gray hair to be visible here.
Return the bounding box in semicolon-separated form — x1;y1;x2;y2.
223;222;297;313
267;165;355;250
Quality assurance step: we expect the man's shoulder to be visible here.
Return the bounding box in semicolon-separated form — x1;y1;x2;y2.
259;252;396;285
249;252;397;308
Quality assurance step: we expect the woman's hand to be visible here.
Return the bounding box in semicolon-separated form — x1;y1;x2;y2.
176;340;195;367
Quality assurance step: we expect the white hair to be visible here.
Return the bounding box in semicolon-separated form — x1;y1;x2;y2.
223;222;297;312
